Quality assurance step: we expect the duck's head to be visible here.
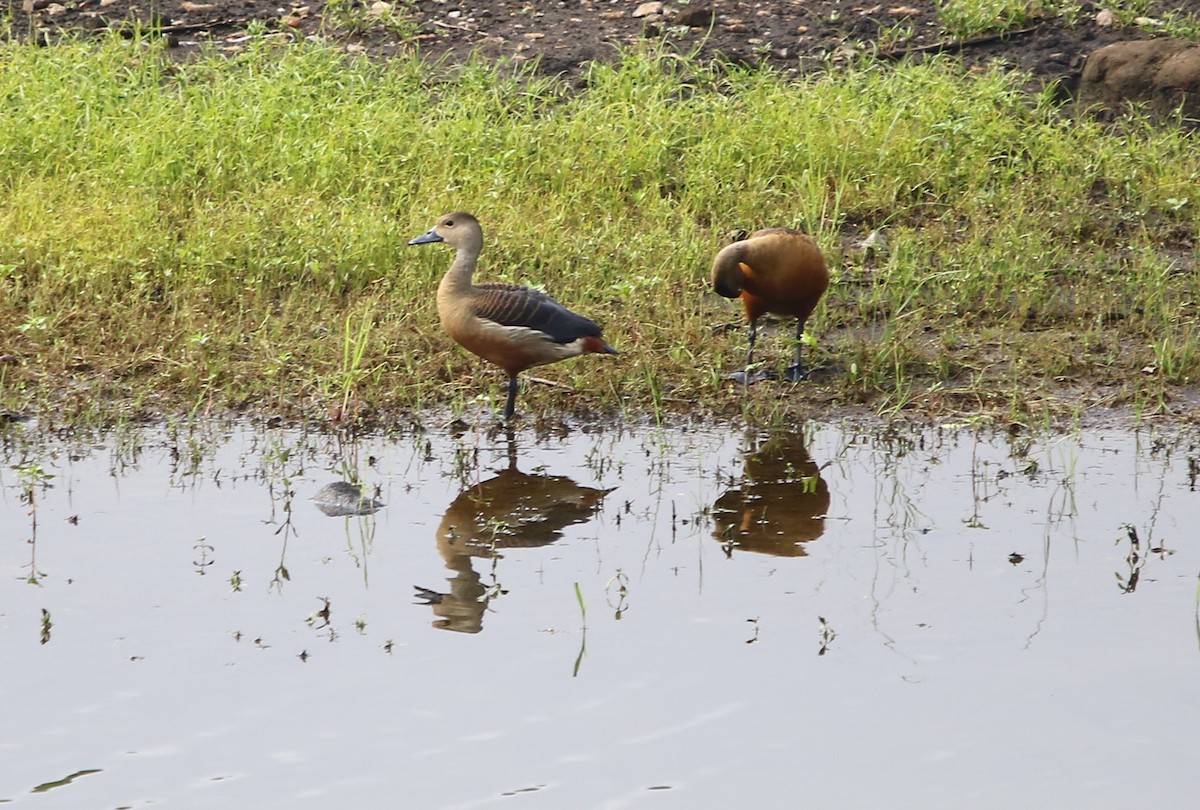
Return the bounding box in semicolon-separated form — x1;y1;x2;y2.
409;211;483;252
711;241;750;299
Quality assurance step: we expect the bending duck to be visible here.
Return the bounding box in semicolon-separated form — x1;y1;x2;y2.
409;212;618;419
711;227;829;384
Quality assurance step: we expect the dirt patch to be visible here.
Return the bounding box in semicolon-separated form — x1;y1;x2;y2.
2;0;1178;91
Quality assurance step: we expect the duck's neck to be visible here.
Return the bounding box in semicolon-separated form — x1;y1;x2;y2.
438;246;481;297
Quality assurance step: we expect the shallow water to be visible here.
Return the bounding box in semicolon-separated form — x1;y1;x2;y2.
2;418;1198;808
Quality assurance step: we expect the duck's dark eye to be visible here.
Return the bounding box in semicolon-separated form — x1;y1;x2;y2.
444;220;454;227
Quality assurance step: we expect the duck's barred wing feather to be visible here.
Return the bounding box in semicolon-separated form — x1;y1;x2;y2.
472;283;603;344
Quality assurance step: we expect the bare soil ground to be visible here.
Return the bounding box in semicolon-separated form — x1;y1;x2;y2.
3;0;1180;93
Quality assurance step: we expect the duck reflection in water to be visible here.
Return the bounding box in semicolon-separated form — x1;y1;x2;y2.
712;430;830;557
415;439;613;634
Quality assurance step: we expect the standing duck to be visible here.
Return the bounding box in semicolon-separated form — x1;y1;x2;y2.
409;212;618;419
711;227;829;384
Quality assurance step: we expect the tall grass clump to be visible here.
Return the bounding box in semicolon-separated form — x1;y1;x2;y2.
1;34;1199;424
936;0;1075;38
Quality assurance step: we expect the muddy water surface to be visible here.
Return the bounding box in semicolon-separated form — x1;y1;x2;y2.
2;419;1198;808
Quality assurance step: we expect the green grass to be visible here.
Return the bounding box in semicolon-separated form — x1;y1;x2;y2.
1;32;1199;427
321;0;419;40
936;0;1074;39
934;0;1200;40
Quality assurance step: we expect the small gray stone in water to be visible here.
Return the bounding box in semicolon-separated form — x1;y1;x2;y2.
312;481;384;516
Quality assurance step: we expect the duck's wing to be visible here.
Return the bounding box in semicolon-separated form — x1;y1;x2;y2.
471;283;604;344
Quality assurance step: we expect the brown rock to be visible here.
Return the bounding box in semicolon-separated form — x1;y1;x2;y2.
675;5;715;27
1079;38;1200;122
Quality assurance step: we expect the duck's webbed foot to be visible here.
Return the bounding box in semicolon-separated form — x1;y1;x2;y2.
728;366;779;385
783;363;811;382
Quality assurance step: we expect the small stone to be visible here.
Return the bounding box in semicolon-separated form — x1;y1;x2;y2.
632;2;662;19
675;5;714;27
180;1;216;11
1095;8;1115;27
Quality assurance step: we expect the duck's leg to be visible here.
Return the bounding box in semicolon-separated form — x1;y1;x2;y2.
729;319;775;385
503;375;520;420
783;319;813;382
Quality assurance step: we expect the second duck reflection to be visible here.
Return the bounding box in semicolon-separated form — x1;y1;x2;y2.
416;429;829;633
712;430;830;558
